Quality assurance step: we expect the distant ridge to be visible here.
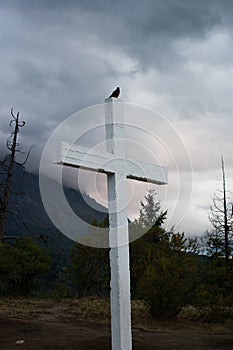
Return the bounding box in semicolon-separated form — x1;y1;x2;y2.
3;165;107;257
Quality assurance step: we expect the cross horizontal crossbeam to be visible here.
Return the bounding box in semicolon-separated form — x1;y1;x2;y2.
56;142;167;185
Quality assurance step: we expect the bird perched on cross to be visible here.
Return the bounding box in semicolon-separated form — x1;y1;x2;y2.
109;87;120;98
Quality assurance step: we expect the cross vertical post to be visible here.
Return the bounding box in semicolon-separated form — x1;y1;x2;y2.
54;98;168;350
105;99;132;350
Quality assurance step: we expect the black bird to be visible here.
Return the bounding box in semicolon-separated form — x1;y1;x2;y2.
109;87;120;98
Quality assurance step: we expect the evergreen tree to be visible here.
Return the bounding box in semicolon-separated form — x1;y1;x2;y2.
130;190;199;318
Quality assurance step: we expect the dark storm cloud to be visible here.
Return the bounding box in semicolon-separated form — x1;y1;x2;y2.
0;0;232;162
78;0;223;69
1;0;227;72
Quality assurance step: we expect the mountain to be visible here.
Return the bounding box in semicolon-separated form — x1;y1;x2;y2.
4;165;107;259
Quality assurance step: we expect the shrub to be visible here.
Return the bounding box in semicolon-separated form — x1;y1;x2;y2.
0;238;51;296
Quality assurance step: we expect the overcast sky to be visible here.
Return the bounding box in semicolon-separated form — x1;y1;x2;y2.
1;0;233;237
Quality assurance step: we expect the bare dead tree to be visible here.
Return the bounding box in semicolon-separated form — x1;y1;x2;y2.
222;156;230;265
0;109;32;242
207;156;232;265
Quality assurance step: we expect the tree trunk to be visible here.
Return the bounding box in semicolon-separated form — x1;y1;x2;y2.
221;156;229;266
0;110;24;242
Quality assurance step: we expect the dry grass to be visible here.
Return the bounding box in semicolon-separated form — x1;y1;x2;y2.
0;298;54;319
0;297;233;333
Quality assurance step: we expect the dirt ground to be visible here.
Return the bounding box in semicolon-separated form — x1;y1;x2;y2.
0;298;233;350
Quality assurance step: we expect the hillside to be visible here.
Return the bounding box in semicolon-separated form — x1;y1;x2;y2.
4;165;107;259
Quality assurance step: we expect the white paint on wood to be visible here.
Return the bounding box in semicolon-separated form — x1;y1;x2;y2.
57;144;167;185
105;99;132;349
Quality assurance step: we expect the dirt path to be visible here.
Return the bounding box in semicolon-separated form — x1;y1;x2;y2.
1;317;233;350
0;299;232;350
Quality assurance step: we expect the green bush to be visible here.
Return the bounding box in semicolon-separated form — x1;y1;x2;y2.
68;243;110;298
0;238;51;296
137;248;198;319
193;262;233;322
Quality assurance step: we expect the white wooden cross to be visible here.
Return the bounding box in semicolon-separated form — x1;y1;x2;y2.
57;98;168;350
